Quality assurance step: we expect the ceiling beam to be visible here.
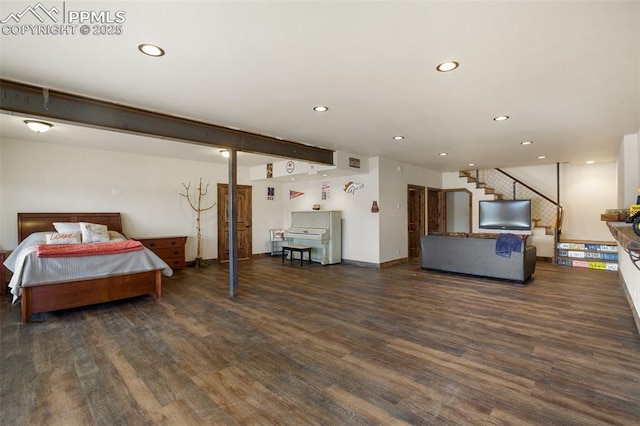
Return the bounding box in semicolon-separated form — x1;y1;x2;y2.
0;79;334;165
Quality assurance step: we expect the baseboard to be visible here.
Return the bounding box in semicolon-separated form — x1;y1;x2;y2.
252;253;409;269
341;258;378;268
342;257;409;269
251;252;272;259
185;257;218;267
379;257;409;269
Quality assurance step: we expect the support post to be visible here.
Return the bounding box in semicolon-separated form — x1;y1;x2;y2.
228;149;238;297
555;162;560;264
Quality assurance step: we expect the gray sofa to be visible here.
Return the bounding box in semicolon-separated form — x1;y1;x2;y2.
420;234;536;283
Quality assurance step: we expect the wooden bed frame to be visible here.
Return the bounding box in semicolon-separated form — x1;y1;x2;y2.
16;212;162;323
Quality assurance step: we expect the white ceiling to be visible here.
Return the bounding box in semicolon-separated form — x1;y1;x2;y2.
1;1;639;172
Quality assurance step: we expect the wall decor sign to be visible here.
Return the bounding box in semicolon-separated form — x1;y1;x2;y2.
308;163;318;175
321;181;330;200
289;190;305;199
343;181;364;195
286;161;295;174
348;157;361;169
266;163;273;179
267;187;275;200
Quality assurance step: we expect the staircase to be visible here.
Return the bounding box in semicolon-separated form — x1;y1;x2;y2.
459;169;563;236
459;170;503;200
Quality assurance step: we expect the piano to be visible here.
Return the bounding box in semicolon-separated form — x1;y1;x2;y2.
284;211;341;265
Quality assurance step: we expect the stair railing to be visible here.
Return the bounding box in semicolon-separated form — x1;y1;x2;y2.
495;168;564;234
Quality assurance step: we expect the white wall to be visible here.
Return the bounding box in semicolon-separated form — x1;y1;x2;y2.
442;172;495;233
442;165;617;256
501;164;559;200
2;135;632;267
615;131;640;328
618;245;639;329
281;158;380;264
617;133;640;208
559;162;618;241
0;139;3;243
279;156;443;265
0;137;282;260
378;157;441;263
446;191;470;233
488;163;616;242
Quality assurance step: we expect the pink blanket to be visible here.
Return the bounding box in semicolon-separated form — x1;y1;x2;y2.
36;240;143;258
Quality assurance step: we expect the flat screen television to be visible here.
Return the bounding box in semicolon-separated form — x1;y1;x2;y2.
479;199;532;231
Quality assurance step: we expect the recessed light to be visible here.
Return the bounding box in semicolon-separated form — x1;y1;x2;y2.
138;43;165;57
439;152;448;156
313;106;328;112
436;61;459;72
521;141;533;145
537;155;546;159
290;178;296;181
220;149;229;158
586;160;595;164
493;115;509;121
24;120;53;133
468;163;475;167
393;136;405;141
321;174;329;177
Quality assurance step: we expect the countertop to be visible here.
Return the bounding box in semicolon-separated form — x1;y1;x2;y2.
606;222;640;252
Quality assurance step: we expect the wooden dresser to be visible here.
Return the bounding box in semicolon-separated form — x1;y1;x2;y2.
135;236;187;270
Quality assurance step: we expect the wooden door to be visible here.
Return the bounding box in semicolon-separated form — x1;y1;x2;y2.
217;184;252;262
407;185;425;257
427;188;442;234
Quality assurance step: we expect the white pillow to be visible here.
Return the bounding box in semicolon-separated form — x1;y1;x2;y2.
79;222;110;243
108;230;127;242
53;222;81;233
45;232;82;244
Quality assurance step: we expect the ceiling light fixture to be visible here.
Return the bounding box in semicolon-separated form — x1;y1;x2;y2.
521;141;533;145
220;149;229;158
393;136;405;140
313;106;328;112
493;115;509;121
537;155;546;159
24;120;53;133
138;43;165;57
439;152;448;156
586;160;595;164
468;163;475;167
436;61;459;72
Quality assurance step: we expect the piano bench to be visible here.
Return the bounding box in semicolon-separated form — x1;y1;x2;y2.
282;245;312;267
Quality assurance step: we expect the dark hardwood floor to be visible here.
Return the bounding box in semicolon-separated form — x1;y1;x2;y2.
1;258;639;425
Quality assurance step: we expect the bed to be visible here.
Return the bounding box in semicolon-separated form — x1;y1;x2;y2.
4;212;173;323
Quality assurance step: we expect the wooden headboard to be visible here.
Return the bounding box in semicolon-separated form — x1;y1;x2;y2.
17;212;123;243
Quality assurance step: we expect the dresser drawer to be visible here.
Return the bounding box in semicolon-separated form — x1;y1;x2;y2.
151;247;184;260
138;237;186;250
135;236;187;270
162;256;186;270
